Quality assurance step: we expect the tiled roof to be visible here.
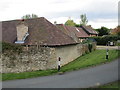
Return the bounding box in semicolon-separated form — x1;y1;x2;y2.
81;25;98;35
110;26;120;34
56;24;89;38
2;17;77;46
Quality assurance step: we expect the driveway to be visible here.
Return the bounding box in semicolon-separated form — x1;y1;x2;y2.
97;45;119;50
2;58;119;88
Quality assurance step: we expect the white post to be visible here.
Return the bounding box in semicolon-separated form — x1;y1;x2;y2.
106;41;109;60
58;57;61;71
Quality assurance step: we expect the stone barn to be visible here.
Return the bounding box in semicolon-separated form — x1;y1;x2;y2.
1;17;96;73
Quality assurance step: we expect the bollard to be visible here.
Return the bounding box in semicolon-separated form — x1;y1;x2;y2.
106;49;109;60
58;57;61;71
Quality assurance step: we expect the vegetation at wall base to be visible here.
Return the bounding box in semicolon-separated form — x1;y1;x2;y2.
0;74;2;81
2;50;120;81
98;80;119;88
88;43;93;52
61;49;119;72
81;39;95;52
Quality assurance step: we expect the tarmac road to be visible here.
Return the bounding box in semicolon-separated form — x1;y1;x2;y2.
2;58;119;88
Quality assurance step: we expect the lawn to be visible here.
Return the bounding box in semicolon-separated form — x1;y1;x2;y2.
2;49;120;81
61;49;119;72
0;74;2;81
98;81;120;88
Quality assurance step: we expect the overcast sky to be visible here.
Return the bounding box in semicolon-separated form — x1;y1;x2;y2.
0;0;119;29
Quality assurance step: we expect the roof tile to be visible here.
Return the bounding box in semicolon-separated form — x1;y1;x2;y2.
2;17;77;46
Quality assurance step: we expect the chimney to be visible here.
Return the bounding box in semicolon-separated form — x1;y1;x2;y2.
88;25;91;27
15;20;29;44
54;21;57;25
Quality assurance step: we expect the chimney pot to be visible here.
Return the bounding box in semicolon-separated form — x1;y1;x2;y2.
21;19;25;21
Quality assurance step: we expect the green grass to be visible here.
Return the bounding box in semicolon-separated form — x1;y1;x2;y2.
0;73;2;81
2;70;58;81
2;49;120;81
99;81;120;88
61;49;119;72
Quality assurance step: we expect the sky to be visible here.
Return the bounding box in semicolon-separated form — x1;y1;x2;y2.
0;0;119;29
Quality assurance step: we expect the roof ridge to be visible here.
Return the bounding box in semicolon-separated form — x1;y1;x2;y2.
2;17;45;22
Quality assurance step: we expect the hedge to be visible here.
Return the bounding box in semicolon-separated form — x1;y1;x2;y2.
92;35;120;45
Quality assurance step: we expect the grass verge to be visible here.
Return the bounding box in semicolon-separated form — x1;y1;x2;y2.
98;81;120;88
2;49;120;81
0;74;2;81
61;49;119;72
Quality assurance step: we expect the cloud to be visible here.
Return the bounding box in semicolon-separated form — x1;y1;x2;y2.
88;18;118;29
48;17;69;24
0;0;118;28
48;17;117;29
0;0;11;11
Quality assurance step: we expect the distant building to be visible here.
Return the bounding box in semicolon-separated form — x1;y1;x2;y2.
56;24;90;42
110;26;120;35
80;25;98;37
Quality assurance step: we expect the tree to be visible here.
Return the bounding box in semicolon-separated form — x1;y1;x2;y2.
96;27;110;36
80;14;88;25
22;14;38;19
75;24;80;27
65;19;76;26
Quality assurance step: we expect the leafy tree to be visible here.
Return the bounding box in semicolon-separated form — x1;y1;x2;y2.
96;27;110;36
75;24;80;27
65;19;76;26
80;14;88;25
22;14;38;19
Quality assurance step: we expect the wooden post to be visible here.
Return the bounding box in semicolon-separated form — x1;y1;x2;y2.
26;45;28;51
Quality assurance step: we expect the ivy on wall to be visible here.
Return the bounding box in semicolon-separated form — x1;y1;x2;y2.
1;42;23;53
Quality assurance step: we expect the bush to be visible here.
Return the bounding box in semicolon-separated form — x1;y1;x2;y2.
82;39;94;52
92;35;120;45
1;42;23;53
88;43;93;52
116;40;120;46
82;38;95;44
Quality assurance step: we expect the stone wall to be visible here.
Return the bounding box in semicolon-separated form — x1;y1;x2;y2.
1;47;57;73
0;43;96;73
0;54;2;73
55;44;83;66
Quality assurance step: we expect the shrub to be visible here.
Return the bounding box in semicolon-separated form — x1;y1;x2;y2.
1;42;23;53
82;39;94;52
82;38;94;44
92;35;120;45
88;43;93;52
